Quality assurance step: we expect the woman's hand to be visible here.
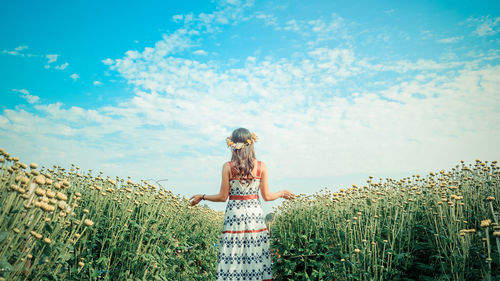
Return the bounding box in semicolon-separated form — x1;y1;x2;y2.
281;190;296;200
189;194;203;206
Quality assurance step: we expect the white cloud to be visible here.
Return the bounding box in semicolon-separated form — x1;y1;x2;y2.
172;14;184;22
55;62;69;70
2;46;70;71
420;29;433;40
93;81;102;85
12;88;40;104
102;58;114;65
282;19;300;32
1;6;499;213
3;47;499;182
46;54;59;64
438;36;464;43
254;12;278;26
15;45;28;51
70;73;80;80
193;49;208;55
276;14;350;45
468;16;500;36
2;45;29;56
14;89;29;95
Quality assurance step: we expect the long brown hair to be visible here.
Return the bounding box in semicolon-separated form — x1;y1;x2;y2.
230;128;256;181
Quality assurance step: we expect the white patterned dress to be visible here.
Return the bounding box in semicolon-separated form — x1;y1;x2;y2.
215;161;273;281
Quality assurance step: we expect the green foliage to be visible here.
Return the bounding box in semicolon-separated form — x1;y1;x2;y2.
1;148;499;281
0;152;224;280
270;161;500;280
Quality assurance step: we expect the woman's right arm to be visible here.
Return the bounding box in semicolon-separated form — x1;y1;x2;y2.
259;162;295;201
190;162;230;205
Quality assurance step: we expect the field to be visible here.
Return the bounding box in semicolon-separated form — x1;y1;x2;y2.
270;160;500;280
0;147;498;280
0;148;224;280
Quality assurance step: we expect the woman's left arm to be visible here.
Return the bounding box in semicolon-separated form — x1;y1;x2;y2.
190;163;230;205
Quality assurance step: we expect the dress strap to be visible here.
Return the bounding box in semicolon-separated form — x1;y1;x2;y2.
256;161;262;178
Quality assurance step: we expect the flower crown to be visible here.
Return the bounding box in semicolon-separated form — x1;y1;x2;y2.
226;132;258;150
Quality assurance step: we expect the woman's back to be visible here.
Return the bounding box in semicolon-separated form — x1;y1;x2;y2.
227;160;262;196
216;160;273;281
189;128;295;280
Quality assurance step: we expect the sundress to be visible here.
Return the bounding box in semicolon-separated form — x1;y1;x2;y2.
215;160;273;281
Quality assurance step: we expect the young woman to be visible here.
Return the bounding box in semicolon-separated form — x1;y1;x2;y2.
190;128;295;281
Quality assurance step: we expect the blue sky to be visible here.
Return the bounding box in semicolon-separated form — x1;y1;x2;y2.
1;0;499;213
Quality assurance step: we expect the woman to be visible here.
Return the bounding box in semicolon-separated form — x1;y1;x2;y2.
190;128;295;281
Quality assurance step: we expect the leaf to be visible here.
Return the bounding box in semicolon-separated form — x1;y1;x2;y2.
339;230;346;242
91;269;102;278
434;233;451;243
0;259;13;272
58;252;72;262
96;256;109;266
394;252;410;262
0;231;8;243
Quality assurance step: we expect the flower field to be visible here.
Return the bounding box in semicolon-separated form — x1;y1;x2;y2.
1;146;498;281
270;160;500;280
0;148;224;280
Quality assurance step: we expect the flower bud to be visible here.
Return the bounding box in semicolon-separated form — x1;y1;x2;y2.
481;219;492;228
84;219;94;227
35;175;46;185
56;192;67;201
46;190;55;198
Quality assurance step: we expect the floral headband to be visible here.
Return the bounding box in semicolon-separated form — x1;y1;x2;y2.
226;132;258;150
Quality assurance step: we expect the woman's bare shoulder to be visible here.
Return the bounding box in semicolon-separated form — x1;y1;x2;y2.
259;160;267;169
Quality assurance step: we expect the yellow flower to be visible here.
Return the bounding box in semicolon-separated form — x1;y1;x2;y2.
30;231;42;239
251;132;258;142
84;219;94;227
46;190;56;198
35;175;46;185
481;219;491;228
56;192;68;201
